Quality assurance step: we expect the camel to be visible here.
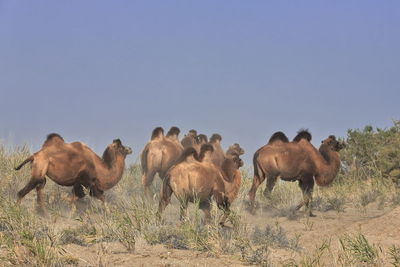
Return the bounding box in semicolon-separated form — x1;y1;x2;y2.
209;134;225;167
158;144;243;225
14;133;132;214
140;126;184;198
248;130;344;216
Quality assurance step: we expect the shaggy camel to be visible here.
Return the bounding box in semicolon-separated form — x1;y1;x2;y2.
248;130;344;216
158;144;243;225
14;133;132;214
209;134;225;167
141;126;183;198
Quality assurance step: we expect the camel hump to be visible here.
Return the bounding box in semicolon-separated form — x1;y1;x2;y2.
166;126;180;137
188;129;197;136
196;134;208;144
175;147;199;164
46;133;64;142
293;129;312;142
43;133;64;146
151;127;164;140
268;131;289;144
210;134;222;143
199;144;214;161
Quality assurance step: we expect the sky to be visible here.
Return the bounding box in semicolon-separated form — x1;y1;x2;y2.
0;1;399;164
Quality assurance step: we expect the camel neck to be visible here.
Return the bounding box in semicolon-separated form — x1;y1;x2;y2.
223;170;242;203
98;153;126;191
314;147;341;186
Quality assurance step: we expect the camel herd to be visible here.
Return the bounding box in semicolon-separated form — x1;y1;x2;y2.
14;126;344;224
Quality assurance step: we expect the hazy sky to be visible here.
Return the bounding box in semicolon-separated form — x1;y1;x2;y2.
1;1;399;164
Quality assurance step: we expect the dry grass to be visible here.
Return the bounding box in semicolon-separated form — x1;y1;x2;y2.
0;143;399;266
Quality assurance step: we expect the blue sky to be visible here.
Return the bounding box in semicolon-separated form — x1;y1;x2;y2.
0;1;399;164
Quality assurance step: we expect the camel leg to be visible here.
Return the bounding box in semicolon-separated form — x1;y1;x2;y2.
17;179;41;205
35;178;47;216
17;161;48;209
158;182;173;219
296;179;315;217
71;184;86;214
90;186;108;212
219;205;231;227
179;199;189;222
248;173;265;213
263;174;278;199
142;170;157;200
199;200;212;224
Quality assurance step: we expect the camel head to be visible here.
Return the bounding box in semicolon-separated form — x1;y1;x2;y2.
227;143;245;156
111;139;133;157
321;135;344;152
196;134;208;145
210;134;222;143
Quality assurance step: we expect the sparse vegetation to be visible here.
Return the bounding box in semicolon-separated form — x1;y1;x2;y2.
0;121;400;265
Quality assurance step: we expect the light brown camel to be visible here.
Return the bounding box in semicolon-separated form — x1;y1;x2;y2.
158;144;243;225
248;130;343;216
14;133;132;214
140;126;184;198
209;134;225;167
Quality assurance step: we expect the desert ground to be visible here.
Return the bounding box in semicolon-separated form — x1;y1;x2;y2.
0;144;400;267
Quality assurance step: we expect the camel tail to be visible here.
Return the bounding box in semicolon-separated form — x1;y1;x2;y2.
140;145;149;173
15;155;34;170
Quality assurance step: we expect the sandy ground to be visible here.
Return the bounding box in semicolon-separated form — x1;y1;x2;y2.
50;201;400;266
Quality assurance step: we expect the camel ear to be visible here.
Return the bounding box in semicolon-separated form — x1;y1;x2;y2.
113;139;122;146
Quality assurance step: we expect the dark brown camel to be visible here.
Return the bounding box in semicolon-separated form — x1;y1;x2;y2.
14;133;132;214
140;126;183;198
158;144;243;225
248;130;343;216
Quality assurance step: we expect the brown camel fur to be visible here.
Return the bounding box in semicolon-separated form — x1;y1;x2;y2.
226;143;245;157
158;144;243;225
181;129;197;149
209;134;225;167
248;130;343;216
14;133;132;214
141;126;184;198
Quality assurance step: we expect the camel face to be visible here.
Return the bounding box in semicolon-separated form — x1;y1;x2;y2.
227;143;245;156
112;139;133;157
321;136;344;152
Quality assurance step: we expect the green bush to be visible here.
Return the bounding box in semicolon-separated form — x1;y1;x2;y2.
341;120;400;183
